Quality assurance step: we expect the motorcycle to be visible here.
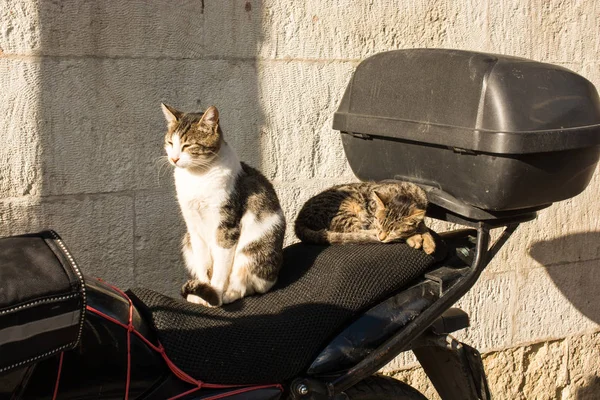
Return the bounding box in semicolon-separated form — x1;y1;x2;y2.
2;49;600;400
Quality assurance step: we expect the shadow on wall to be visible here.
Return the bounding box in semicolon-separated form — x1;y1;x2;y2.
30;1;265;295
529;233;600;324
573;376;600;400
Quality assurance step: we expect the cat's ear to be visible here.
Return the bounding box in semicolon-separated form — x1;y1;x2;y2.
372;191;387;210
161;103;181;124
200;106;219;127
409;208;426;221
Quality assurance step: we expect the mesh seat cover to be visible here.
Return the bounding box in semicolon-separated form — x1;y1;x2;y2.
129;241;443;384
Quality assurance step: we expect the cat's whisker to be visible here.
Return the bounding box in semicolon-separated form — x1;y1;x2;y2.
190;159;214;168
207;151;221;160
155;156;170;167
158;161;171;176
154;155;169;164
155;156;173;184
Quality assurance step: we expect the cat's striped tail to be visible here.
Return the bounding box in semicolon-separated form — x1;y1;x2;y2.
295;224;379;244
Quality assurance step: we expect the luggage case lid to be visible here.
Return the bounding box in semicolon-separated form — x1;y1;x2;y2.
333;49;600;154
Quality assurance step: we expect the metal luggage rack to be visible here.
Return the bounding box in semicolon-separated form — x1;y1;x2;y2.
421;184;546;228
292;197;533;399
326;222;518;392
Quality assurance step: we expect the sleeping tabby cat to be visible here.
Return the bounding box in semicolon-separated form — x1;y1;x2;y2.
294;181;435;254
162;103;286;307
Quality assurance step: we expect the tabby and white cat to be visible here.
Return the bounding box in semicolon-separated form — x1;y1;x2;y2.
162;104;286;307
294;181;435;254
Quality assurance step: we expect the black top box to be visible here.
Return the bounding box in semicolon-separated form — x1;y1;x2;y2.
333;49;600;220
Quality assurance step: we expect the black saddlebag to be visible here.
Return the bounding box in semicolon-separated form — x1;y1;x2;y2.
0;231;85;374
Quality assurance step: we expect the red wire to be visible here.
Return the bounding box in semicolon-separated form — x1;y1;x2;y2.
125;292;133;400
52;352;64;400
86;278;282;399
167;385;202;400
87;305;203;387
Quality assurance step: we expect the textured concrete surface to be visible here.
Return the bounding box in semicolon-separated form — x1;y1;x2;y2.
0;193;135;285
1;1;599;397
391;330;600;400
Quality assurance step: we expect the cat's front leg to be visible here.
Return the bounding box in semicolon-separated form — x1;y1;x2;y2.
421;231;436;255
406;233;424;249
223;253;251;305
182;233;212;283
208;246;237;307
181;233;216;306
406;224;436;255
182;280;215;306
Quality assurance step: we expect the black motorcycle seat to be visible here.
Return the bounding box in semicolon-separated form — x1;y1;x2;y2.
129;239;445;385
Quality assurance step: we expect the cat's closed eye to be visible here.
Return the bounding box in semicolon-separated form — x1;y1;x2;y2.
182;144;191;150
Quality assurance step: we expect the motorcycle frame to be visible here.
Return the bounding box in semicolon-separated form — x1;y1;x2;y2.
5;212;528;400
303;214;529;400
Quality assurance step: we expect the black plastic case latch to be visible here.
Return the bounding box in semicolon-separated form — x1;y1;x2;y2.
348;131;371;139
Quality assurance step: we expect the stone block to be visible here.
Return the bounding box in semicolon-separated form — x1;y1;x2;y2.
0;0;40;55
392;331;600;399
260;0;489;60
10;0;597;65
0;0;272;60
0;59;42;198
133;190;187;297
528;1;600;63
513;262;600;343
482;346;526;399
203;0;264;59
453;271;516;350
35;59;137;195
581;63;600;89
257;61;357;182
568;331;600;399
487;0;535;60
1;0;205;58
522;341;570;399
14;58;265;195
487;0;600;63
0;193;135;287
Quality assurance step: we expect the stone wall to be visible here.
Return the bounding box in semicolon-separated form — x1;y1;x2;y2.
393;330;600;399
1;1;599;397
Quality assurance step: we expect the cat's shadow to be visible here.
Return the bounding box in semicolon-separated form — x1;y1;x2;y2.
151;301;377;384
223;242;327;312
529;232;600;324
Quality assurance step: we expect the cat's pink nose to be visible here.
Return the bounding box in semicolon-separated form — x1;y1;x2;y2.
170;157;180;164
378;232;387;241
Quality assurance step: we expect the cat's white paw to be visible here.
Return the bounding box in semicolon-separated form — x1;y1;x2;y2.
422;232;436;255
186;294;213;307
406;234;423;249
222;289;243;304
